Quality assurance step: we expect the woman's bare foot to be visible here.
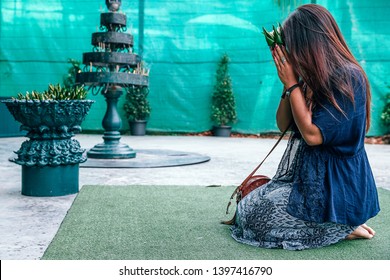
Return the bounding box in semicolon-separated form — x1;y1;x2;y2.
346;224;375;240
361;224;376;236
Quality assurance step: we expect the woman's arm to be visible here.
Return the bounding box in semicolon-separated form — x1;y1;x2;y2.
288;87;323;145
272;45;323;146
276;90;293;132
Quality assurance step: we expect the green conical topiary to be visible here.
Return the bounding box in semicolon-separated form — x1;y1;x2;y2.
381;87;390;133
211;54;237;126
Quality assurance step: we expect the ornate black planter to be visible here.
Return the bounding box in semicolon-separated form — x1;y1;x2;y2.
212;125;232;137
1;99;94;196
129;120;147;136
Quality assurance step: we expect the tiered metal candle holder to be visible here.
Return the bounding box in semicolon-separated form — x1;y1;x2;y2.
76;0;148;159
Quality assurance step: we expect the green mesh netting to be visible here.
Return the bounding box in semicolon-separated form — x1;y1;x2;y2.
1;0;389;135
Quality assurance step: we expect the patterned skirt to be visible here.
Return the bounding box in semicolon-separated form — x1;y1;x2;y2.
231;136;356;250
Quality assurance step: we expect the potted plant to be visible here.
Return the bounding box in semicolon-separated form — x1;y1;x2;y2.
63;58;82;88
380;86;390;144
1;84;94;196
381;87;390;133
211;54;237;137
123;85;151;136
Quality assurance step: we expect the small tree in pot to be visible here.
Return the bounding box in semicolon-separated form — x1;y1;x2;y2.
63;58;82;88
380;86;390;143
381;87;390;132
124;85;151;136
211;54;237;137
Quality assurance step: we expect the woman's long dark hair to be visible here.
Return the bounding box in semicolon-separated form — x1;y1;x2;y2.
282;4;371;130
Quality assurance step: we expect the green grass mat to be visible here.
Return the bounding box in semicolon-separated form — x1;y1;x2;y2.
42;186;390;260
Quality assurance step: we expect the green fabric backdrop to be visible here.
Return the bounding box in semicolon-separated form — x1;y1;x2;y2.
1;0;389;135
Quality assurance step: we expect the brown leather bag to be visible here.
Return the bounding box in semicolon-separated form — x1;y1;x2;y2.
222;127;289;225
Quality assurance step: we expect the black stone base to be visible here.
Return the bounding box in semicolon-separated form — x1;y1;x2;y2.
81;149;210;168
87;142;136;159
22;164;79;197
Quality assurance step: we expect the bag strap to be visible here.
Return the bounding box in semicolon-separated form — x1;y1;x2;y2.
225;124;291;214
241;125;290;185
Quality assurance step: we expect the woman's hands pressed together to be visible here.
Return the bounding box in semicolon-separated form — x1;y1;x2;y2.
272;45;298;88
272;45;323;146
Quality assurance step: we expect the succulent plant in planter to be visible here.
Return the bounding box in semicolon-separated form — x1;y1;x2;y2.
123;85;151;136
1;84;94;196
211;54;237;137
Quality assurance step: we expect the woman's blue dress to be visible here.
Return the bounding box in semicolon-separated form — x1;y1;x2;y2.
231;70;380;250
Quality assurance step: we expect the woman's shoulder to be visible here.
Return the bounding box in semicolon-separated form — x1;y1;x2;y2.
337;64;366;89
327;64;367;106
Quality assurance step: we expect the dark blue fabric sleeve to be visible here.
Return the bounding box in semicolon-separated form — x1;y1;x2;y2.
312;96;350;146
312;72;366;147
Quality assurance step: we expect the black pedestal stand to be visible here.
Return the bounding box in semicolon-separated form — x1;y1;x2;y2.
87;86;136;159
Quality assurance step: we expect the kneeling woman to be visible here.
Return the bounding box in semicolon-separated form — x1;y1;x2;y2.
231;4;380;250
